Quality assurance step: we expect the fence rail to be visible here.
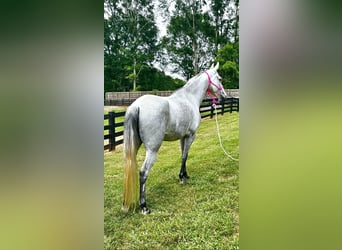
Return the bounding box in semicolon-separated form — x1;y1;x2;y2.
104;97;239;151
104;89;239;106
104;111;125;151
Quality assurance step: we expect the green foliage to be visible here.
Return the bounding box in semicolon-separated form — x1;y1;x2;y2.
160;0;216;79
104;0;159;91
137;67;185;91
216;42;239;89
212;0;238;50
104;112;239;249
104;0;239;92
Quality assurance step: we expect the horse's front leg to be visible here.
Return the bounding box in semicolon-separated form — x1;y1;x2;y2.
179;133;196;184
139;150;157;214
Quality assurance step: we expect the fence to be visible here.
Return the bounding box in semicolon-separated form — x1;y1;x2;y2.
104;111;125;151
104;89;239;106
104;97;239;151
199;97;239;119
105;91;173;106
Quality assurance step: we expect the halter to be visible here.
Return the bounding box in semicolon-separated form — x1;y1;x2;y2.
204;71;222;106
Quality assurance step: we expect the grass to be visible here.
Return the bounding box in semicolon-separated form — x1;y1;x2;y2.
104;112;239;249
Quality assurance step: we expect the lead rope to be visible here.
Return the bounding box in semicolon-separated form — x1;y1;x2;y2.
213;104;239;161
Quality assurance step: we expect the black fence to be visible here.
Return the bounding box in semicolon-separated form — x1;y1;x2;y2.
104;97;239;151
104;111;125;151
200;97;239;119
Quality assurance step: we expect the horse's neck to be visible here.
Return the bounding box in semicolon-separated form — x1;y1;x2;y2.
182;74;207;107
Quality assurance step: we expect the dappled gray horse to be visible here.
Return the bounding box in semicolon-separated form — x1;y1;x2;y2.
122;63;227;214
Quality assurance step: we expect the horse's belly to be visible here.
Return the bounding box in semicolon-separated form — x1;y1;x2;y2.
163;134;180;141
163;126;192;141
164;102;200;141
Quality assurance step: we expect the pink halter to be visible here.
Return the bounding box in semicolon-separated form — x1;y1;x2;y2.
204;71;222;106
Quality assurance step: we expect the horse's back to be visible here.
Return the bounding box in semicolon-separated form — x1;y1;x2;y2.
132;95;169;117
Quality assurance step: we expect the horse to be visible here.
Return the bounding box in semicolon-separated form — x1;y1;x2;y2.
122;62;227;214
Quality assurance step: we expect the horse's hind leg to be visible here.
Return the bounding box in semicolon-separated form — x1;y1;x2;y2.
179;133;196;184
139;149;158;214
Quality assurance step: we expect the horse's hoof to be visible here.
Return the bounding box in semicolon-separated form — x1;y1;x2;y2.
179;178;187;184
141;207;151;215
179;175;190;184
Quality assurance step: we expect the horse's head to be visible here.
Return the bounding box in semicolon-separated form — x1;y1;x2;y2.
206;62;228;99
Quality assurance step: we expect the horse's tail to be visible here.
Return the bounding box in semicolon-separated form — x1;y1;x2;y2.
122;105;141;212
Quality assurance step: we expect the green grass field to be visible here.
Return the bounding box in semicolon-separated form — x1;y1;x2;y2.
104;112;239;249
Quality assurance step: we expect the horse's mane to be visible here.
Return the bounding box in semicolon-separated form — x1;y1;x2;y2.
170;73;201;97
183;73;201;88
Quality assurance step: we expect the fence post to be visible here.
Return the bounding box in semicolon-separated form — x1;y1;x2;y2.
210;99;214;118
236;98;239;112
229;98;233;113
108;111;115;151
221;98;225;115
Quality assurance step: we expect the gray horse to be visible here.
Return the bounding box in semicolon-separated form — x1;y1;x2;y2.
122;62;227;214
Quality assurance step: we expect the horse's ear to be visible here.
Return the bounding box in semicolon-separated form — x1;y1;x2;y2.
210;63;214;69
214;62;219;70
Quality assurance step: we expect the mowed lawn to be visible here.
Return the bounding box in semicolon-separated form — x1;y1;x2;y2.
104;112;239;249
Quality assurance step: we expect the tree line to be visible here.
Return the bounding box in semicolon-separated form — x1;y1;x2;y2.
104;0;239;92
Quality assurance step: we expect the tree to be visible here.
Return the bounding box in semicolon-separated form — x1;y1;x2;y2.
234;0;239;42
104;0;158;91
211;0;239;55
136;67;185;91
215;42;239;89
104;0;239;92
160;0;215;79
